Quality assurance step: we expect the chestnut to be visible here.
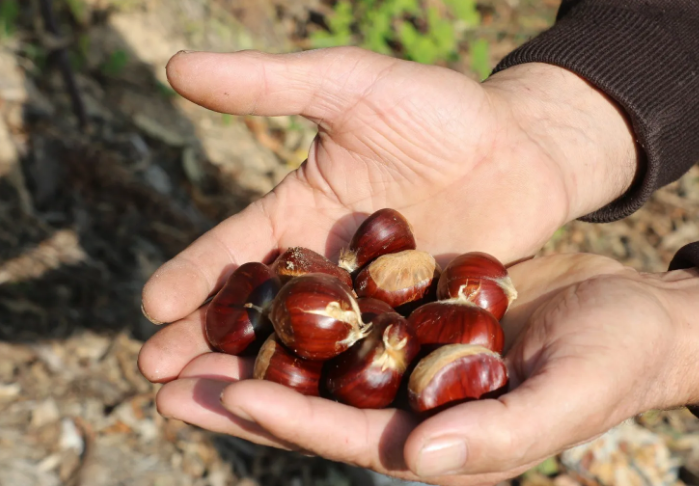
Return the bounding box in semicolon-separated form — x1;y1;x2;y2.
357;297;398;323
253;334;324;396
408;344;508;413
271;246;353;288
408;302;504;354
268;273;371;360
324;313;420;408
354;250;440;308
338;208;416;273
205;262;282;355
437;252;517;320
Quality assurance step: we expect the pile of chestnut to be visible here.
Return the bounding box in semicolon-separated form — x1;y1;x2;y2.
205;209;517;414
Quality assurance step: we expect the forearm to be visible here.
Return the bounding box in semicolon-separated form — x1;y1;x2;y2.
483;63;638;222
493;0;699;222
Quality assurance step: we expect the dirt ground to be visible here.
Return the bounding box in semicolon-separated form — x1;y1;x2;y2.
1;1;699;485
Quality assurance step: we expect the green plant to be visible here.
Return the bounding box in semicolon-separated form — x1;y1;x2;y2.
311;0;489;73
0;0;19;39
100;49;129;77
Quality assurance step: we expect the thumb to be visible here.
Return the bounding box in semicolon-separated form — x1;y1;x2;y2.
403;359;630;478
165;47;393;126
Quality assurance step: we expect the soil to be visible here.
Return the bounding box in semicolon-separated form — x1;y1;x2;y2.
1;1;698;485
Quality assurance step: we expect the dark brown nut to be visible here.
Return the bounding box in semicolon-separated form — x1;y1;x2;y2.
271;246;353;288
205;262;282;355
354;250;440;308
339;208;416;273
324;313;420;408
269;274;370;360
254;333;324;396
408;344;508;413
437;252;517;320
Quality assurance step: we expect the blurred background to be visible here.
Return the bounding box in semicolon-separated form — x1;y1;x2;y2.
1;0;698;485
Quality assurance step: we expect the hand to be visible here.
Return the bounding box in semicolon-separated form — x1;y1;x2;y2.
139;253;699;485
140;47;638;329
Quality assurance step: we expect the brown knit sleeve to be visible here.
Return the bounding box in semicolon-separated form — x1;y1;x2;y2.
492;0;699;223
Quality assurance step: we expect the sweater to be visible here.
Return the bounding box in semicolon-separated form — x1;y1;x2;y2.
493;0;699;415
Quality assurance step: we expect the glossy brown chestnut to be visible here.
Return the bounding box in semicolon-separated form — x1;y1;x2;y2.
357;297;398;323
437;252;517;320
408;301;504;353
271;247;353;288
354;250;440;308
408;344;508;413
324;313;420;408
205;262;282;355
269;274;370;360
253;334;324;396
338;208;416;273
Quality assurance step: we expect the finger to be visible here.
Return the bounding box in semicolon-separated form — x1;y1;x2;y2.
179;351;254;382
404;362;627;479
138;307;212;383
141;201;276;325
166;47;394;125
155;378;291;450
219;379;421;480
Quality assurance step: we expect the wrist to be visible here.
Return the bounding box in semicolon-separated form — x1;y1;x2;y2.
483;63;640;222
653;269;699;407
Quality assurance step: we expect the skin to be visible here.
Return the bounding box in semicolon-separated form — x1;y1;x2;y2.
137;47;699;484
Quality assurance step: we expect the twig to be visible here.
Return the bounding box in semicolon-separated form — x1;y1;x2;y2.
38;0;88;129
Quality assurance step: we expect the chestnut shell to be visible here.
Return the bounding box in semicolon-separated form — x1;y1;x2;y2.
437;252;517;320
408;344;508;413
339;208;416;272
357;297;398;323
268;273;369;360
408;301;504;354
254;334;324;396
324;313;420;408
354;250;440;308
205;262;282;355
271;247;353;288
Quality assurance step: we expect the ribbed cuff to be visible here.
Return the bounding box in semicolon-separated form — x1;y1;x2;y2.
493;3;699;223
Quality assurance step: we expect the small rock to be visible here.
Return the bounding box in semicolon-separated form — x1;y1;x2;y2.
0;382;20;399
60;418;84;454
31;399;61;428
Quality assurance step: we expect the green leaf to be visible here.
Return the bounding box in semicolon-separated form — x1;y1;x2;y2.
328;0;354;35
397;21;420;51
65;0;89;25
101;49;129;77
427;7;456;55
361;9;393;54
0;0;19;38
444;0;481;26
469;38;490;80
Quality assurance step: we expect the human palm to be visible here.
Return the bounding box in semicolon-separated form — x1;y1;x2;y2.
142;47;581;325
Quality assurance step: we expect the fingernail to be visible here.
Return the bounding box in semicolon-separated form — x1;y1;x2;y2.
177;49;198;55
141;303;164;325
416;437;467;477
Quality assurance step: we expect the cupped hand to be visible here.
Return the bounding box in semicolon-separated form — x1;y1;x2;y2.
139;253;698;485
141;46;637;330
